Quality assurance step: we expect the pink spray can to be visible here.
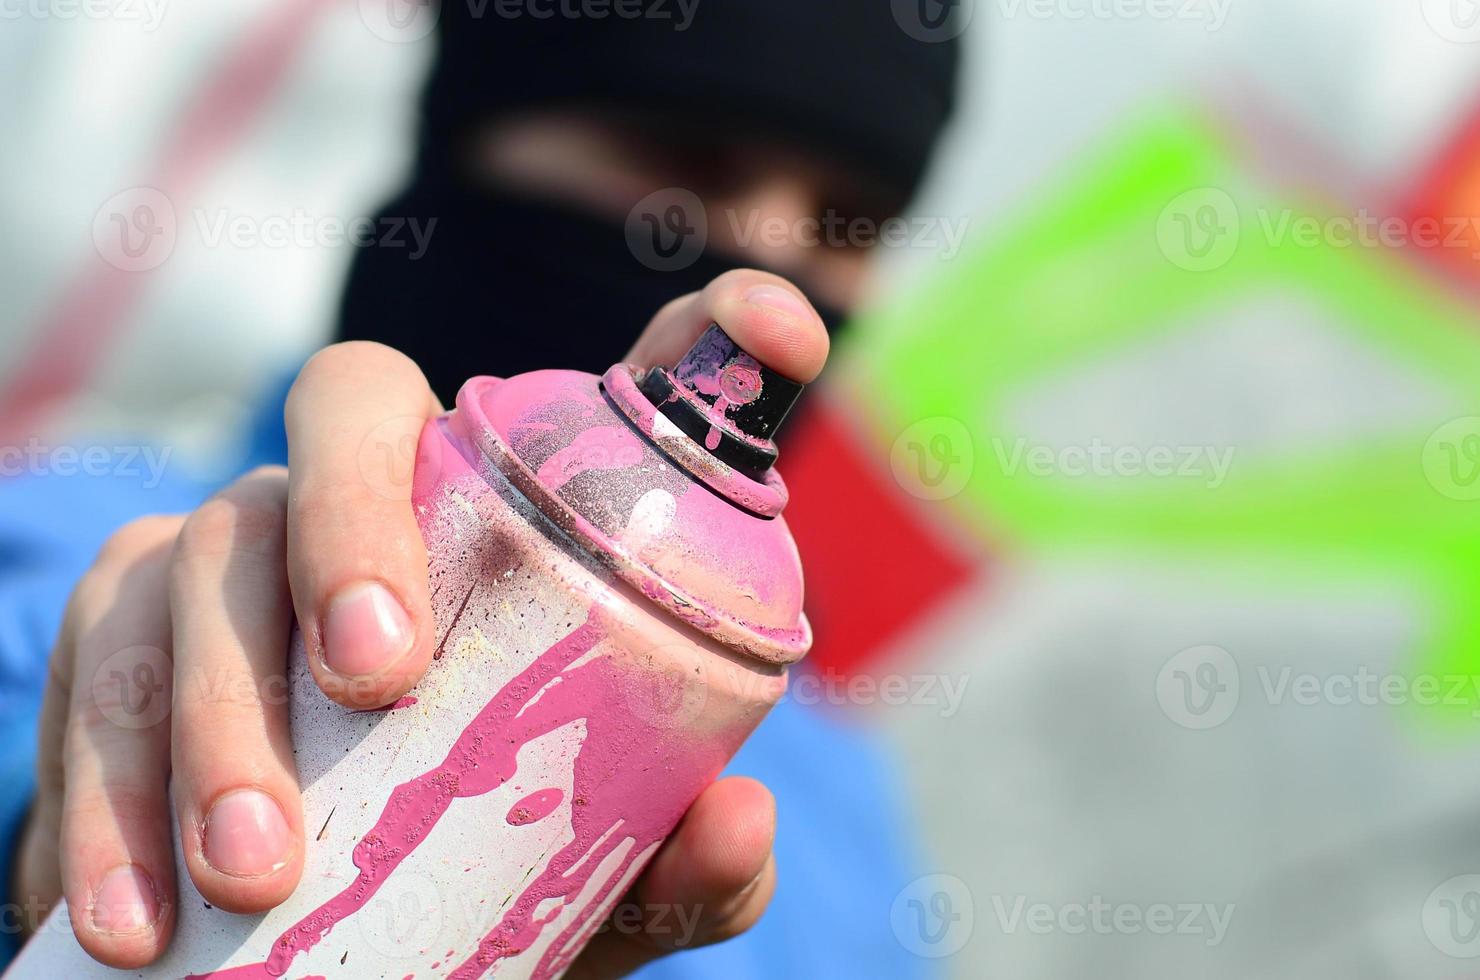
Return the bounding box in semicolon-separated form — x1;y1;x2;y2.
12;326;810;979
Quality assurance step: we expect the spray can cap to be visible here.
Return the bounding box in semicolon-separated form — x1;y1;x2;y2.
637;325;806;481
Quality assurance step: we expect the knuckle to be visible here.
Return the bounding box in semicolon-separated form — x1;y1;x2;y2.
176;493;286;565
63;781;161;834
95;515;182;567
175;668;287;729
76;532;176;640
289;475;423;564
64;689;164;752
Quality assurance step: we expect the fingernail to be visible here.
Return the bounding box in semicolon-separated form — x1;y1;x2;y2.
203;789;293;878
90;864;160;934
745;285;814;321
322;581;414;678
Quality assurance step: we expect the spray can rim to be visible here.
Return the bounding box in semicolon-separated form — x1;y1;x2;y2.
455;372;812;665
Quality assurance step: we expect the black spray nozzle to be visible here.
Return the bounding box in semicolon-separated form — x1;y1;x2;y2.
639;324;806;480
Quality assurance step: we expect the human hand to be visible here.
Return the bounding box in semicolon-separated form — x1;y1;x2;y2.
13;269;829;974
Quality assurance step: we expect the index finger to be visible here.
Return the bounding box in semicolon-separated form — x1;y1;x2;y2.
284;341;442;707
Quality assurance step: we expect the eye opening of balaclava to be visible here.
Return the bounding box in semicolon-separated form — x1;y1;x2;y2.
337;1;963;405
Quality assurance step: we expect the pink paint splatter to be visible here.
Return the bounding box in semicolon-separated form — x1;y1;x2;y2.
202;611;735;980
444;632;734;980
186;965;324;980
260;619;606;976
506;788;564;826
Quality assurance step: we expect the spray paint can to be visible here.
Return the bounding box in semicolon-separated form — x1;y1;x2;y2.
13;325;810;978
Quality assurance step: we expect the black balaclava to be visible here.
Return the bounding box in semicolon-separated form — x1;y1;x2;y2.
338;1;963;405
